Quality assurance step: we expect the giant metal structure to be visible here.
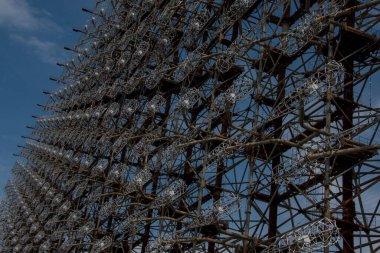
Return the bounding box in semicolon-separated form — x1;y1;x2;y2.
0;0;380;252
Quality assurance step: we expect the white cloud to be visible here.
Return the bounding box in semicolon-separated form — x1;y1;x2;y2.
10;34;62;64
0;0;37;29
0;0;61;31
0;0;66;64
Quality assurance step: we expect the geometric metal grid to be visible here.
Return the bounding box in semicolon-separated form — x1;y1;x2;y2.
0;0;380;252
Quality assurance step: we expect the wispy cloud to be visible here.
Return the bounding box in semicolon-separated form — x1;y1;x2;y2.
10;34;62;64
0;0;61;31
0;0;66;64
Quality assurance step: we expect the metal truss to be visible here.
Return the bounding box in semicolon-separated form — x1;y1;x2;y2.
1;0;380;252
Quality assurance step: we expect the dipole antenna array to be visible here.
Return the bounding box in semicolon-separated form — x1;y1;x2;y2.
1;0;380;252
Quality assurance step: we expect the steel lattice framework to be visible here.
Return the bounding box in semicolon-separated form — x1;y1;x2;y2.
0;0;380;252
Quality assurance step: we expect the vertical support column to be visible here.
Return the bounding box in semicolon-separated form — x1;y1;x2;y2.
140;95;172;252
207;15;238;252
268;0;289;240
341;1;355;252
141;171;159;253
268;69;285;239
207;110;231;253
324;2;338;252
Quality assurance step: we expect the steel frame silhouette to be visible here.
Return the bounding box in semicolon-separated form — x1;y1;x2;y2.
1;0;380;252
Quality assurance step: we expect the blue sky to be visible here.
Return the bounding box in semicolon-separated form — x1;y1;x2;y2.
0;0;92;198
